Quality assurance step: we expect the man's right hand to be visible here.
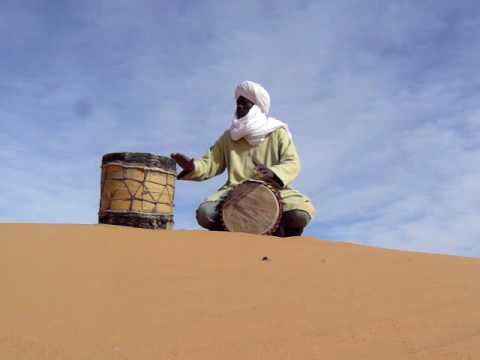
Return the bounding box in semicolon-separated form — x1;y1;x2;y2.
171;153;195;173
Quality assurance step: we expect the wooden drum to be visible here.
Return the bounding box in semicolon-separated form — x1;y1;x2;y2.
99;152;177;230
220;180;282;235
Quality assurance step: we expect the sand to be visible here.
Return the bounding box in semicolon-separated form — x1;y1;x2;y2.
1;224;479;359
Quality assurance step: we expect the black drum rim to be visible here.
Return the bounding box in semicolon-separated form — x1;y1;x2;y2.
101;152;176;172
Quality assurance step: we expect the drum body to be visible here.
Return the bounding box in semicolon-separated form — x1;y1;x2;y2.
220;180;282;235
99;152;176;230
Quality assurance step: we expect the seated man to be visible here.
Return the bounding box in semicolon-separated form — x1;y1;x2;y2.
171;80;315;237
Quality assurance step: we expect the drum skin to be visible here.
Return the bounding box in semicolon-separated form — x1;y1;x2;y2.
220;181;282;235
99;152;176;230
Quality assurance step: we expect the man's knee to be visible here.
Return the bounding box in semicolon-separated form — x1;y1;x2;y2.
283;210;311;229
196;201;221;230
275;210;311;237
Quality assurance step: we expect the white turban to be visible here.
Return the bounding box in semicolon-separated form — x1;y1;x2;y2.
231;80;292;146
235;80;271;115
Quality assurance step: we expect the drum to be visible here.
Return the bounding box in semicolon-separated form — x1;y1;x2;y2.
220;180;282;235
98;152;177;230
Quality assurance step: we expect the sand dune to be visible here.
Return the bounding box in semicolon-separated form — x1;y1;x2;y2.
1;224;479;359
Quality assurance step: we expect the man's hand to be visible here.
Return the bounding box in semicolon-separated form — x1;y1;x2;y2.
171;153;195;173
255;164;282;187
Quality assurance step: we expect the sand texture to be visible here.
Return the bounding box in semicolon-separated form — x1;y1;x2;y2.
1;224;479;359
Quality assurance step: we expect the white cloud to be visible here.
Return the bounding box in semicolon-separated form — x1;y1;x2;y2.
1;0;479;256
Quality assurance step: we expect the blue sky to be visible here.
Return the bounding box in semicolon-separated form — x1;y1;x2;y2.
1;0;479;257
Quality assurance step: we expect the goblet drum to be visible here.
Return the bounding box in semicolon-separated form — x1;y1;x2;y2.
220;180;282;235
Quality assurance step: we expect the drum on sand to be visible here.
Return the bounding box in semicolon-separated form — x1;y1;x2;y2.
220;180;282;235
99;152;176;230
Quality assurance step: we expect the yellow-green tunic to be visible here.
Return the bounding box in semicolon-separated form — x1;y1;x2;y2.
178;127;316;218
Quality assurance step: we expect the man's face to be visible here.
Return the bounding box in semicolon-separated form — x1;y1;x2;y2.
235;96;255;118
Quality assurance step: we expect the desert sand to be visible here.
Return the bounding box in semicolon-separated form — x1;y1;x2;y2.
1;224;479;359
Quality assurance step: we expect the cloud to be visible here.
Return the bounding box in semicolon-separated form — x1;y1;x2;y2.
1;0;479;256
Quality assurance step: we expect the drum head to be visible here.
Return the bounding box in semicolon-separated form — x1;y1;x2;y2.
221;181;282;235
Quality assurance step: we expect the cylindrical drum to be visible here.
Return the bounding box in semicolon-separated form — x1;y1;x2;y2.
99;152;177;230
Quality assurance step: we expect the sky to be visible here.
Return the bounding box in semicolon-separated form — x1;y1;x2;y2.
1;0;479;257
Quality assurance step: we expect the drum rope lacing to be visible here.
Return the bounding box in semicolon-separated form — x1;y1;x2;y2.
100;163;175;215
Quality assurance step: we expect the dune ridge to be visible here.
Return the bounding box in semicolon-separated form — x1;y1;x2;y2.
1;224;479;359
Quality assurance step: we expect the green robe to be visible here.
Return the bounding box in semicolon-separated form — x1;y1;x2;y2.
178;127;316;218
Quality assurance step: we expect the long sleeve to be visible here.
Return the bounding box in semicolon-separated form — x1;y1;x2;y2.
177;133;227;182
269;128;301;187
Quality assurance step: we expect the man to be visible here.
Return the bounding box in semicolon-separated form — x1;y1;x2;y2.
171;80;315;237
